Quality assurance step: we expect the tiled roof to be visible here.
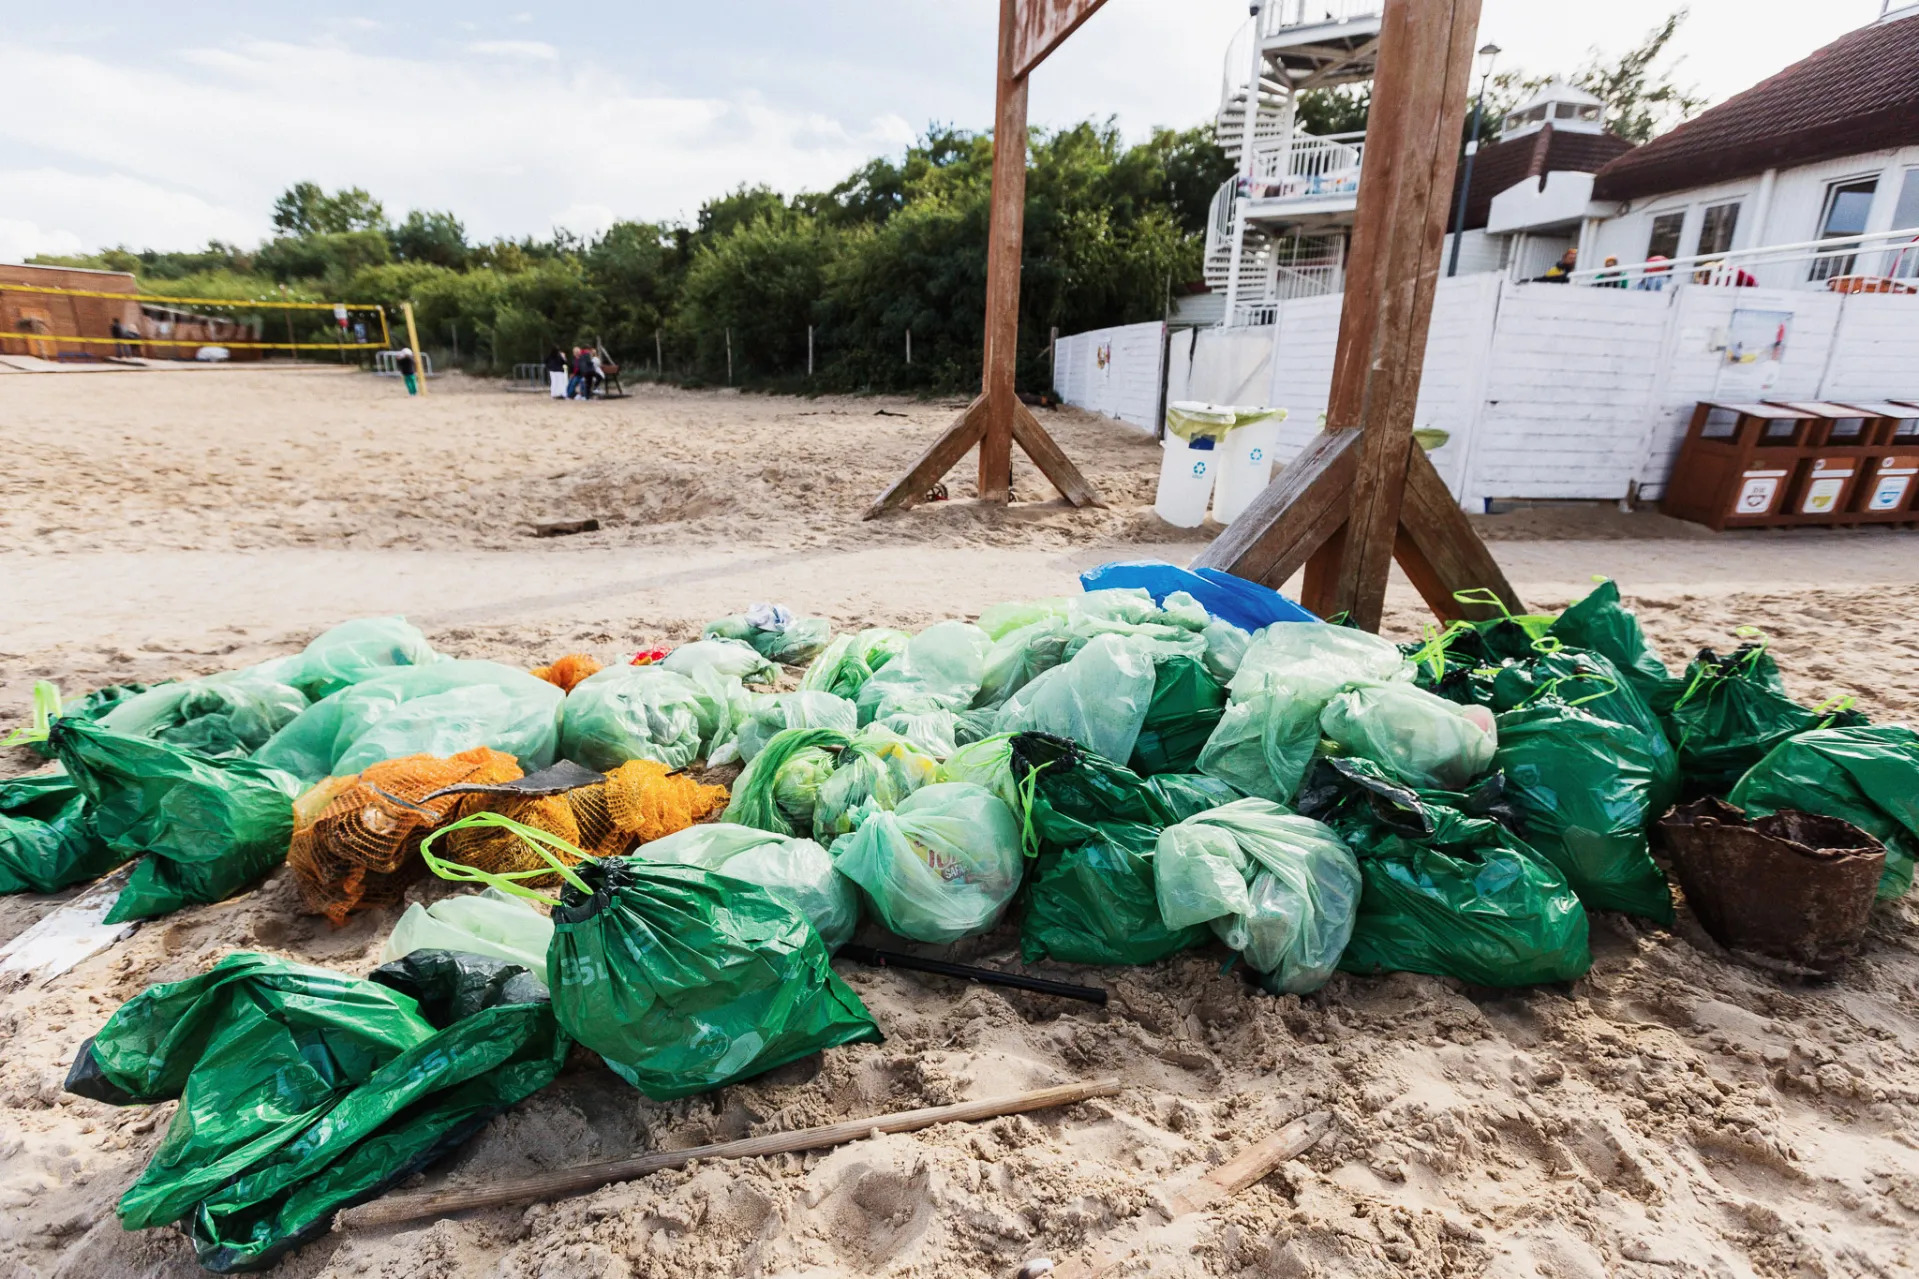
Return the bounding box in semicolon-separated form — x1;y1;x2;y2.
1447;124;1636;232
1593;13;1919;202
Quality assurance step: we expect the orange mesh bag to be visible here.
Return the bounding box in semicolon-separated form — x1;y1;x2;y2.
286;746;518;925
438;788;587;888
565;783;635;860
602;759;729;845
530;654;603;694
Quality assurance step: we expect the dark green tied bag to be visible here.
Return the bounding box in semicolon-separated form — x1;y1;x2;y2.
1547;578;1684;715
1127;654;1227;777
1730;724;1919;901
1299;758;1593;988
64;950;566;1273
423;814;881;1100
1666;644;1864;797
1489;647;1681;815
0;771;128;895
1493;700;1673;922
50;718;299;924
1011;733;1209;966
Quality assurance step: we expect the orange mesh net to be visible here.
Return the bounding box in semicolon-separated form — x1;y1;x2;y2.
602;759;729;844
287;747;517;925
436;789;586;887
530;653;603;693
565;783;633;859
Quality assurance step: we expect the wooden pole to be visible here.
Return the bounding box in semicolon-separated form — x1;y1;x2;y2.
333;1077;1119;1230
655;328;663;378
807;323;814;377
977;0;1028;504
725;327;733;385
401;301;426;396
906;327;913;366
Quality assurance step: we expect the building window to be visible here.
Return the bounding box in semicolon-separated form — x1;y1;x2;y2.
1811;177;1877;280
1889;169;1919;279
1646;211;1685;261
1697;202;1740;256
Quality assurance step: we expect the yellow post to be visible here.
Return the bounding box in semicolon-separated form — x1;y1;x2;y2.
401;301;427;396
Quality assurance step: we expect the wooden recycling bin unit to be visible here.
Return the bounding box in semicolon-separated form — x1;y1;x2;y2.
1663;400;1919;529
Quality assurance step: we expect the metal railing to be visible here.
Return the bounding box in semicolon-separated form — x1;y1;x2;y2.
1262;0;1385;34
1569;226;1919;293
1248;134;1365;200
372;349;435;376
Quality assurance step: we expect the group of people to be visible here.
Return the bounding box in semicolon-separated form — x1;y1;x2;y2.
546;346;611;400
1537;247;1760;291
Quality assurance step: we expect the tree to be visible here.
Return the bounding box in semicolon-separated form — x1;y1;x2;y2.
271;182;388;236
1573;9;1706;143
390;210;469;268
1296;86;1371;138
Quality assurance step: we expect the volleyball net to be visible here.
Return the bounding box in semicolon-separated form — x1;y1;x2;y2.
0;281;392;357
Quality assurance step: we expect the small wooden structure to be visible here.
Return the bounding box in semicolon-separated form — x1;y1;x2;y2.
866;0;1108;518
0;264;140;360
1192;0;1520;631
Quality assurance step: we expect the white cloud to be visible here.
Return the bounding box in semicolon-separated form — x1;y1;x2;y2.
0;219;82;264
549;203;616;238
0;169;258;255
463;40;559;61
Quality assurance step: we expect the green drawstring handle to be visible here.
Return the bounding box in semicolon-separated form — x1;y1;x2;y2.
2;682;61;748
1811;693;1858;730
1519;669;1621;710
419;812;596;905
1015;759;1051;859
1408;619;1474;682
1452;587;1517;618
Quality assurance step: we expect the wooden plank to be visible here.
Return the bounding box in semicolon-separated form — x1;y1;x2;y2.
1191;427;1360;587
1012;0;1110;78
1395;439;1523;619
863;395;988;520
1012;398;1103;507
979;0;1030;503
1313;0;1485;631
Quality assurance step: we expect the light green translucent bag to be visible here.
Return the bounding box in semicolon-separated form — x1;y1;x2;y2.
855;621;992;723
94;664;309;760
831;782;1022;943
994;633;1156;764
728;691;859;766
256;661;563;783
876;706;961;759
660;638;778;687
381;888;555;987
936;733;1022;815
800;628;909;700
559;666;706;772
635;822;858;948
1319;682;1498;792
703;609;832;666
1229;623;1412;706
1196;677;1320;804
288;616;443;701
812;726;940;842
1154;799;1361;993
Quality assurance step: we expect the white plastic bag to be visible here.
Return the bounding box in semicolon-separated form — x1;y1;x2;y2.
381;888;555;987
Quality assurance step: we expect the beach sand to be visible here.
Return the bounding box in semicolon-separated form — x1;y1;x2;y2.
2;367;1916;1278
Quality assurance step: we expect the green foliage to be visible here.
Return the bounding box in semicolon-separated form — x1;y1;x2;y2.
1572;9;1706;143
272;181;388;235
1296;87;1372;138
391;210;469;268
256;230;392;284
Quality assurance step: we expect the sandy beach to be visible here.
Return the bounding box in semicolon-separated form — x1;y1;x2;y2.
3;366;1917;1279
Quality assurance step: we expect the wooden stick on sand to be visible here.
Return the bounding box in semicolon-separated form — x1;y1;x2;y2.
334;1077;1121;1231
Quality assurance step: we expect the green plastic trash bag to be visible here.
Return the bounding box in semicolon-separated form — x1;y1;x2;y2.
1196;678;1321;805
1731;725;1919;901
976;618;1076;709
856;621;992;723
812;726;941;842
800;628;909;700
995;633;1157;765
661;637;779;687
1493;702;1672;921
546;852;881;1099
937;733;1022;815
1008;733;1206;965
724;728;848;837
1154;799;1361;993
831;782;1022;944
1487;647;1681;814
1547;580;1682;714
0;771;127;894
256;661;564;784
1128;655;1227;776
289;616;443;701
634;821;859;949
1230;623;1412;706
84;663;309;759
1148;773;1241;820
730;691;860;765
1300;760;1592;987
65;949;564;1273
16;680;152;760
1667;645;1851;796
677;664;752;759
52;719;299;924
561;666;709;771
876;705;961;759
1200;618;1255;684
381;887;556;987
703;604;833;666
1320;682;1498;792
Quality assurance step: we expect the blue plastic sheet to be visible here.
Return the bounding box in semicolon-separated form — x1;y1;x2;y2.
1079;562;1318;631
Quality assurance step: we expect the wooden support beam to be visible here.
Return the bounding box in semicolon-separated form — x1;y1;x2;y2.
1395;441;1523;620
978;0;1029;504
863;395;987;520
1011;399;1103;507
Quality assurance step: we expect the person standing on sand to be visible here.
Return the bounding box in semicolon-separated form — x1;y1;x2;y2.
395;347;419;395
572;346;596;401
545;347;568;399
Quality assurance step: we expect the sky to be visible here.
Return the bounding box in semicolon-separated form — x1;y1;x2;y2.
0;0;1892;261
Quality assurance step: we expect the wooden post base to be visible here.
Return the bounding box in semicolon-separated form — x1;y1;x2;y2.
1191;431;1521;627
864;392;1103;520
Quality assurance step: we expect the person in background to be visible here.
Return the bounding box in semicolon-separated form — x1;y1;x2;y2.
588;346;605;397
572;345;597;400
1694;258;1758;287
544;346;568;399
1635;255;1672;291
395;346;419;395
109;317;133;356
1591;255;1628;288
1537;247;1578;283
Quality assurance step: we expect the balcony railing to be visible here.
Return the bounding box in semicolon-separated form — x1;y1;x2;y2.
1568;226;1919;293
1247;134;1365;202
1262;0;1385;35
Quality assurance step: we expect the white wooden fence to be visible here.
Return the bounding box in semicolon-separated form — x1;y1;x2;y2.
1154;278;1919;509
1052;322;1166;433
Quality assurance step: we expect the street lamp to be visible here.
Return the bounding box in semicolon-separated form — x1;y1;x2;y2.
1447;42;1501;278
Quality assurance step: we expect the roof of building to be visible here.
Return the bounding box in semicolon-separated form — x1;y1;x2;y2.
1592;11;1919;203
1448;123;1636;232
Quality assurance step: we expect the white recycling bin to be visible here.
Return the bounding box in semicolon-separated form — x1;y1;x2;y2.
1154;435;1219;527
1211;414;1289;524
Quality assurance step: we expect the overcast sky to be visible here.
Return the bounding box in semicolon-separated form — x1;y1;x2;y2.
0;0;1891;261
